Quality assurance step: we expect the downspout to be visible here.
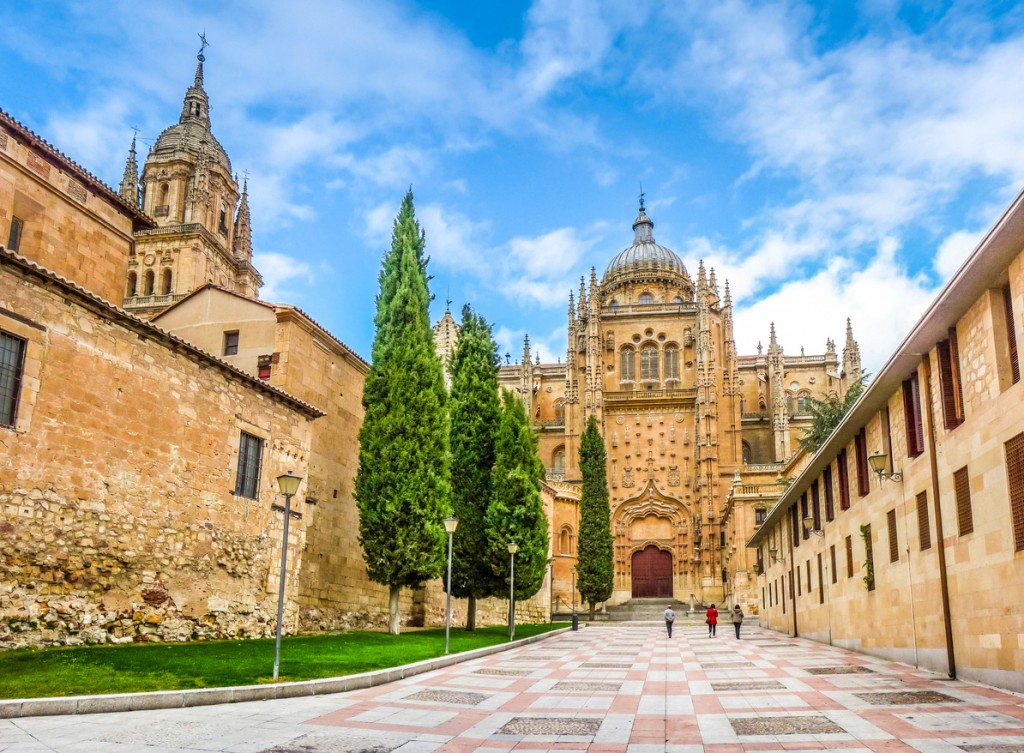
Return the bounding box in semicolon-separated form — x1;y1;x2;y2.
920;356;956;678
788;508;799;637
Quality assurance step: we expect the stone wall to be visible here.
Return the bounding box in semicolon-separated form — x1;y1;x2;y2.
0;258;318;648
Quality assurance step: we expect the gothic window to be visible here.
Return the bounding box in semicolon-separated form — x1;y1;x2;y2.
638;292;654;305
620;348;635;382
742;440;752;464
641;345;658;381
0;330;26;428
126;272;137;298
234;431;263;500
143;270;155;296
554;400;565;425
664;345;679;381
161;269;172;295
552;446;566;471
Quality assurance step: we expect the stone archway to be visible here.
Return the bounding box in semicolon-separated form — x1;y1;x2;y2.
631;545;673;597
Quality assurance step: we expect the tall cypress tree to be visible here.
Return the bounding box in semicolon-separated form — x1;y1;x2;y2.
447;304;502;629
577;414;613;618
485;389;549;603
355;191;450;635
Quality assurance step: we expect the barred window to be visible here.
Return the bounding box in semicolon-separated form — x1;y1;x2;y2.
234;431;264;500
1006;432;1024;551
888;509;899;563
0;330;27;428
917;491;931;551
954;466;973;536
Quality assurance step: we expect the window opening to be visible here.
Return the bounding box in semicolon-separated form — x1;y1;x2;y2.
903;372;925;457
234;431;264;500
0;330;27;428
223;330;240;356
1005;432;1024;551
917;491;931;551
7;217;23;252
954;465;973;536
887;509;899;563
936;327;965;429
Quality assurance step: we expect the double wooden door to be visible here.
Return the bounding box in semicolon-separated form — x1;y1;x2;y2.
631;545;673;598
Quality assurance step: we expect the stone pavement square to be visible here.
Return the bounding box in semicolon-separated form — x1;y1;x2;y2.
4;624;1024;752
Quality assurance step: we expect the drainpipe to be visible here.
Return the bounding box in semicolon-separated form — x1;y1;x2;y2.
920;356;956;678
788;508;799;637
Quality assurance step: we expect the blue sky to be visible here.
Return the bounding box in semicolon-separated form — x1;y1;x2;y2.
4;1;1024;370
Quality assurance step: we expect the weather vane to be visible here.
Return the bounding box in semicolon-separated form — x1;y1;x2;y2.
198;31;209;60
639;182;645;209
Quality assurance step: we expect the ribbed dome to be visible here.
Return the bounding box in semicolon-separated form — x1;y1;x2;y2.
150;122;232;174
603;203;687;280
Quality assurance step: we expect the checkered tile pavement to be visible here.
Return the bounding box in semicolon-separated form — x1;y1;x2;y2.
4;622;1024;752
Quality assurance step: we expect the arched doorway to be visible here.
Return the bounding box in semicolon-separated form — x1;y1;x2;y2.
631;546;673;598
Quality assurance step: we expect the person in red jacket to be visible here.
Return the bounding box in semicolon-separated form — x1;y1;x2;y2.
706;604;718;637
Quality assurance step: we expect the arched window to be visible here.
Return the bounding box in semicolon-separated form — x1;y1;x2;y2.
742;440;752;464
671;296;683;305
554;400;565;424
641;345;659;381
638;292;654;305
559;525;576;555
796;392;811;414
143;270;155;296
664;345;679;381
161;269;173;295
126;272;137;298
610;299;619;307
786;392;796;415
620;348;635;382
552;446;566;471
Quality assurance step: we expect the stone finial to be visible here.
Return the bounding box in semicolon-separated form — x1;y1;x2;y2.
232;177;252;261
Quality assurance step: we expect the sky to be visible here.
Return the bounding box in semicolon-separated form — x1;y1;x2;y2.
3;0;1024;371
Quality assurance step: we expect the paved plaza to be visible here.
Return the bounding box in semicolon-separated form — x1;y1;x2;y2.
2;622;1023;752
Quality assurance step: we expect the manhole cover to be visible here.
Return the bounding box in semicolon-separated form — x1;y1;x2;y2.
499;717;603;736
805;666;874;675
731;716;845;735
855;691;959;705
405;689;487;705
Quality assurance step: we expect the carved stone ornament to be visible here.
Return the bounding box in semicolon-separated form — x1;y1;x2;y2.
144;254;156;267
622;469;635;488
668;467;680;487
615;415;624;425
674;413;684;422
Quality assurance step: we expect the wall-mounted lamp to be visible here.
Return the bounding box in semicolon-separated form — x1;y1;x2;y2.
802;514;824;537
768;546;786;564
868;451;902;482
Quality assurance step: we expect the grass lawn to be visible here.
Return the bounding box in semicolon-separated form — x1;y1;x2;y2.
0;622;566;700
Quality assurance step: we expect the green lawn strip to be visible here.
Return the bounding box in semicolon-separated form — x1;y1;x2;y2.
0;622;567;699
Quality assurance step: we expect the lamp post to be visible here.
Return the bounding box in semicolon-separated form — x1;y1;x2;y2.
273;470;302;681
507;541;518;640
443;516;458;654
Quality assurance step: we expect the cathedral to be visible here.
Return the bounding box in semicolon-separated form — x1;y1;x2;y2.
8;41;1022;692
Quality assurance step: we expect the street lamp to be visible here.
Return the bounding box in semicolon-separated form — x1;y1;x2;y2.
507;541;518;640
273;470;302;681
443;516;458;654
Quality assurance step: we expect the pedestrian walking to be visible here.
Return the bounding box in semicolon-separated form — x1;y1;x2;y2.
663;605;675;637
706;603;718;637
731;604;744;638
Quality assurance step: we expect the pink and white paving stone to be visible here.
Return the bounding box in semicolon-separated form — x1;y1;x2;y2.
3;623;1024;752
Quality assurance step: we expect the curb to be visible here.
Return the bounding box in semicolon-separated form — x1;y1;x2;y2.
0;626;572;719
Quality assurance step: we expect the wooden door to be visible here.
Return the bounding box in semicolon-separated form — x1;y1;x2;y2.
631;546;673;598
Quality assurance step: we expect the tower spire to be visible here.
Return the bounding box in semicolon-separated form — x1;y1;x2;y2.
180;34;211;128
118;134;139;208
233;176;252;261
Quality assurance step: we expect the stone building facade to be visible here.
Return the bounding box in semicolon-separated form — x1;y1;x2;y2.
750;188;1024;692
496;203;859;615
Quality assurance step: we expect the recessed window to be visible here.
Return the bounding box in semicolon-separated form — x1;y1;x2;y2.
234;431;264;500
855;428;870;496
1006;432;1024;551
1003;285;1020;386
143;270;155;296
620;348;635;382
161;268;173;295
640;345;658;381
954;465;973;536
903;372;925;457
887;509;899;563
0;330;27;428
638;292;653;305
755;508;766;525
6;217;23;252
936;327;965;429
664;345;679;381
917;491;931;551
223;330;240;356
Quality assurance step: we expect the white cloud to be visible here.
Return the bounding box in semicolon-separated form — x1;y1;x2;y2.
934;228;986;281
252;251;316;302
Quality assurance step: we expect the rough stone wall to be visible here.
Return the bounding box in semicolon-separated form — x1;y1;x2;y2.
0;263;315;649
0;124;135;306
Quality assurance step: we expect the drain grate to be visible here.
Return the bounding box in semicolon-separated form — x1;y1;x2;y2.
553;681;623;692
712;680;786;691
405;689;487;705
854;691;959;705
806;666;874;675
498;717;603;736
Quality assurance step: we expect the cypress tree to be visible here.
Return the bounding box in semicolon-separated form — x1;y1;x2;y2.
355;191;450;635
577;414;613;618
447;304;502;629
485;389;549;604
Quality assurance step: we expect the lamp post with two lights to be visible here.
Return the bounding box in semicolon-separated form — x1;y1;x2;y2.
272;470;303;682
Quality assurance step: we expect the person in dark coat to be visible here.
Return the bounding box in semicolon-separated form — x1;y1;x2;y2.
731;604;744;638
664;605;675;637
706;603;718;637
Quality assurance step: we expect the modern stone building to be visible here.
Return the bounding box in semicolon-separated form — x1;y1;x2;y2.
494;202;860;615
749;187;1024;691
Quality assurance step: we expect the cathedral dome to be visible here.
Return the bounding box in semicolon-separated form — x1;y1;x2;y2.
603;202;687;282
